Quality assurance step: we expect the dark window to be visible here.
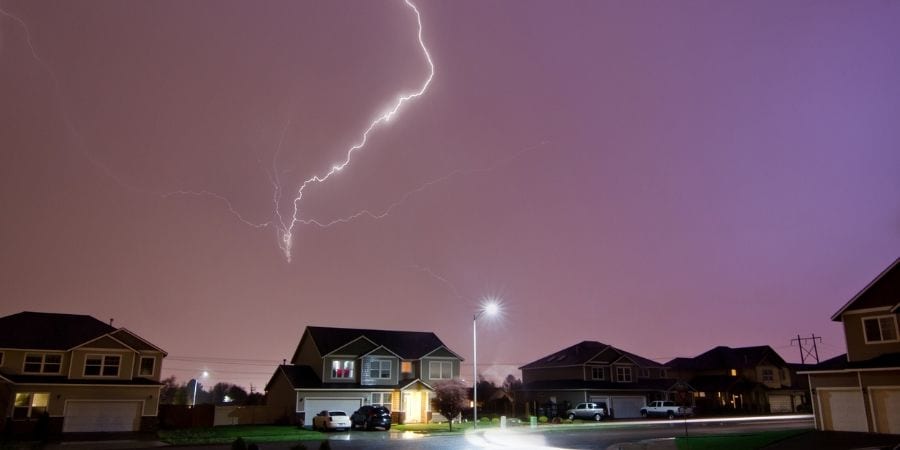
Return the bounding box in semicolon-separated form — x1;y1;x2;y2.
140;357;155;376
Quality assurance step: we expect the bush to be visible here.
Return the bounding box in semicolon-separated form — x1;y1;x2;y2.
538;416;548;423
231;437;247;450
491;417;500;424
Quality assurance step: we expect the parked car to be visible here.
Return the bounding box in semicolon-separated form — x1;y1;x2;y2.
350;405;392;430
640;401;692;419
312;410;351;431
565;402;608;421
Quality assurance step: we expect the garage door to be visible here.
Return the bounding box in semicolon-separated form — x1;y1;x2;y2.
819;390;867;432
870;388;900;434
302;398;363;427
768;394;793;413
610;396;645;419
63;401;141;432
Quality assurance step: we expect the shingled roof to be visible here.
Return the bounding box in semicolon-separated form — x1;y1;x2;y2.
666;345;786;371
519;341;665;370
830;257;900;321
304;326;455;360
0;311;116;350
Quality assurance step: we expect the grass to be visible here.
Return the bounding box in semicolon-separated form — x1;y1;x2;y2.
675;429;807;450
158;425;326;445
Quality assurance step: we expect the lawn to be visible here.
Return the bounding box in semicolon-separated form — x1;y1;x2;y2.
158;425;326;445
675;429;807;450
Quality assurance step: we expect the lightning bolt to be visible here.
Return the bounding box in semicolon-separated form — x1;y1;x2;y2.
276;0;435;261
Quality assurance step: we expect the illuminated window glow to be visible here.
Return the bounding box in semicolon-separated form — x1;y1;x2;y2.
332;360;354;379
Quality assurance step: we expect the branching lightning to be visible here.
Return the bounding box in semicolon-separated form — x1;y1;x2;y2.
274;0;436;261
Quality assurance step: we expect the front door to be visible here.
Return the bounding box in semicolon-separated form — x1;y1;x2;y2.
403;391;425;423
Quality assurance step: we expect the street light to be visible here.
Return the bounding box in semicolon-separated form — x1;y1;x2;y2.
473;298;501;428
192;371;209;407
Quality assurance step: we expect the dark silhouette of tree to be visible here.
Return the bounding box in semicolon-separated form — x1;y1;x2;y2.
227;385;249;405
431;379;468;431
159;376;180;405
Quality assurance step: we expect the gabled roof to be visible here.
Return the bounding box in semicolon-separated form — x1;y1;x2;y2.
520;378;688;392
305;326;458;360
0;311;116;350
799;352;900;373
519;341;665;370
831;257;900;321
266;364;434;392
666;346;786;371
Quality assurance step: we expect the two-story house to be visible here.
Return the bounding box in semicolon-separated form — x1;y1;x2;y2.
265;326;463;427
0;311;167;434
518;341;690;419
667;345;808;414
800;257;900;434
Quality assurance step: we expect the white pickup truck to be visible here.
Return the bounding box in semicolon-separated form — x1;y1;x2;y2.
639;401;692;419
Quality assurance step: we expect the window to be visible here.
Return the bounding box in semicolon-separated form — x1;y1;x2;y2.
13;393;49;419
429;361;453;379
730;369;737;377
863;315;899;343
761;368;774;382
140;357;156;376
331;360;354;379
615;366;632;383
84;355;121;377
371;392;392;407
401;361;413;375
590;367;604;380
369;360;391;379
23;354;62;374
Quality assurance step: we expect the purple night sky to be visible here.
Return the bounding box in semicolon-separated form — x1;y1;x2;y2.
1;0;898;390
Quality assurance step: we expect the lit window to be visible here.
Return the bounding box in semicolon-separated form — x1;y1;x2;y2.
401;361;413;375
23;354;62;374
730;369;737;377
84;355;121;377
331;360;354;379
369;360;391;379
139;357;156;376
371;392;392;407
590;367;604;380
863;316;899;343
429;361;453;379
13;392;49;419
615;366;632;383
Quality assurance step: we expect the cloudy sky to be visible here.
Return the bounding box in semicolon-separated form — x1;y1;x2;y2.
2;0;898;390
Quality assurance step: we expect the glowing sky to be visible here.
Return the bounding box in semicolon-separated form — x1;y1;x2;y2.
1;0;898;390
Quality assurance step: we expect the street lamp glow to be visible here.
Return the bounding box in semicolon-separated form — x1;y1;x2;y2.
473;297;503;429
191;371;209;407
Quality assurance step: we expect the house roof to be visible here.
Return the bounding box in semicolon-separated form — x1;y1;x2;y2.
519;341;665;370
666;346;786;371
800;352;900;372
305;326;457;360
520;378;688;392
0;311;116;350
830;257;900;321
0;373;162;386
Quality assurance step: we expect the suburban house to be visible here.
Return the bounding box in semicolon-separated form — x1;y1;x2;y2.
265;326;463;427
800;257;900;434
518;341;691;419
667;345;808;414
0;311;167;434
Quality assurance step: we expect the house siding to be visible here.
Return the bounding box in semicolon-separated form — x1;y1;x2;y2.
10;384;160;416
844;312;900;362
292;332;324;367
68;350;136;380
361;356;399;386
265;372;298;414
522;367;584;383
421;358;458;381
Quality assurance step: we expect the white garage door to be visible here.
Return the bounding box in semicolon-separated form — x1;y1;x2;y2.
302;398;363;427
63;401;141;432
610;396;645;419
768;394;793;413
870;388;900;434
820;390;867;432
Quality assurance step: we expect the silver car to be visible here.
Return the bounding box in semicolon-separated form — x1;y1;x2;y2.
566;402;608;421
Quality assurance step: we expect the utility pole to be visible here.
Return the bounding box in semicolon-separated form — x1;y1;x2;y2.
790;334;822;364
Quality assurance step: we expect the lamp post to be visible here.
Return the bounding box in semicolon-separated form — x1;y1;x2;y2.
473;299;500;428
192;371;209;407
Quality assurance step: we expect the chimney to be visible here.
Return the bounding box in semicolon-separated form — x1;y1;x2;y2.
109;318;114;327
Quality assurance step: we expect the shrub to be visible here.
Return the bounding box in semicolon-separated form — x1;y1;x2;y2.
538;416;549;423
491;417;500;424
